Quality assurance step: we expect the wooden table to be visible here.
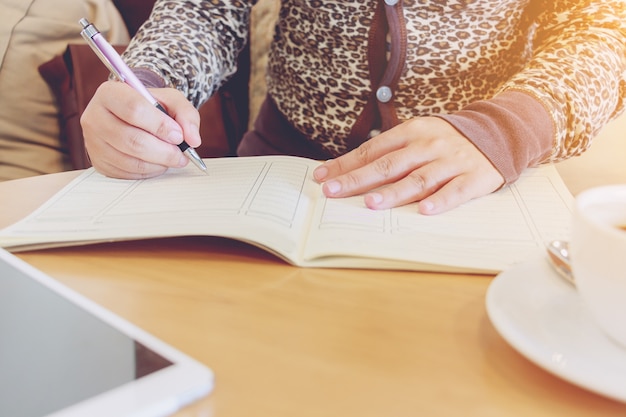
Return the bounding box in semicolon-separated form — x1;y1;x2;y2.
2;116;626;417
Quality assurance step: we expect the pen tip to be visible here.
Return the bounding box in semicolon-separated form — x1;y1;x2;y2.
184;148;207;174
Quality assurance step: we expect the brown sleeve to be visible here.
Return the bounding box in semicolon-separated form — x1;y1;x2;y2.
436;90;554;184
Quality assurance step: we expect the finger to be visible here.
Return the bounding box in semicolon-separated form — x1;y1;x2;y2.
86;124;183;179
417;171;504;215
314;129;406;182
363;158;459;210
152;89;202;148
82;104;187;177
90;143;170;180
320;143;429;198
99;82;185;146
111;124;188;169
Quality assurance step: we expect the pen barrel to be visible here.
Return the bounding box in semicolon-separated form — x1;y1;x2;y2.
90;33;159;106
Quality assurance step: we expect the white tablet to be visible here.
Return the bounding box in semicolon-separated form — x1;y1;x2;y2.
0;248;213;417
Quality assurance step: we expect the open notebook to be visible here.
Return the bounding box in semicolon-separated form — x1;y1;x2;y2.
0;155;573;273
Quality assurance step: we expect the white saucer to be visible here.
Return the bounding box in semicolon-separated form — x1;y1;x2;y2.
486;255;626;402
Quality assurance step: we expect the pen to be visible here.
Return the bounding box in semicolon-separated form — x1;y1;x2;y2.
79;18;207;173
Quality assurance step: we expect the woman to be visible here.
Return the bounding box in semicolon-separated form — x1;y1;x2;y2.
81;0;626;214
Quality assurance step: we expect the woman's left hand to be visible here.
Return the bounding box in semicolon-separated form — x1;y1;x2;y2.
313;116;505;215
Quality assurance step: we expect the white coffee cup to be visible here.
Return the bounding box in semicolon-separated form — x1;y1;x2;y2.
570;185;626;348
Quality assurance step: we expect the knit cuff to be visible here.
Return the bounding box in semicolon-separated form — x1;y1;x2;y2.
436;90;554;184
131;67;167;88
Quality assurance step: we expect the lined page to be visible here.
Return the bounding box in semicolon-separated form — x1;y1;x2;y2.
303;164;573;272
0;156;322;260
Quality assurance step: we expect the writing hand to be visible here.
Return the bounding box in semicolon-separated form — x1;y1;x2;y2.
313;116;505;215
81;81;202;179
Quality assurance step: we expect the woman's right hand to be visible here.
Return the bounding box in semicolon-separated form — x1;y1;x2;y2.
80;80;202;179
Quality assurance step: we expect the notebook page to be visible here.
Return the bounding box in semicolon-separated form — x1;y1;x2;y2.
302;164;573;272
0;156;322;261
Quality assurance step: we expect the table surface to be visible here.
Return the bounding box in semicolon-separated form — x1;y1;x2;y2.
2;116;626;417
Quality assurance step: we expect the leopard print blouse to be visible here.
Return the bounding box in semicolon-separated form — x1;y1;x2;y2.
122;0;626;178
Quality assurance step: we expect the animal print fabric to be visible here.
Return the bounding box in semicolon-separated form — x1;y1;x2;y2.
122;0;626;163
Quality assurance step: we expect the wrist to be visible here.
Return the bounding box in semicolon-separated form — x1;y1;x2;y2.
435;90;554;184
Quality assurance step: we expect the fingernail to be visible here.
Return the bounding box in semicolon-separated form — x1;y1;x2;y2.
368;193;383;205
420;200;435;213
314;166;328;181
325;180;341;194
178;155;188;167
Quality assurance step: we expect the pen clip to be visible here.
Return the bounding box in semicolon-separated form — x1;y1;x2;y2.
79;18;126;82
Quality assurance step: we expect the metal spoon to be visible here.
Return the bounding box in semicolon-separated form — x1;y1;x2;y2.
546;240;576;286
